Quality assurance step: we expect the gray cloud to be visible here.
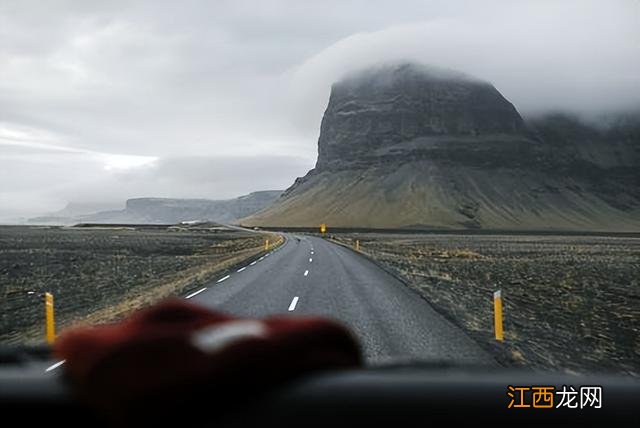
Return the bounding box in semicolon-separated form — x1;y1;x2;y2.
107;155;313;201
0;151;312;220
286;1;640;131
1;0;638;220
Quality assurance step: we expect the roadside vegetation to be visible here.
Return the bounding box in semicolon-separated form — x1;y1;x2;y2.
0;225;281;345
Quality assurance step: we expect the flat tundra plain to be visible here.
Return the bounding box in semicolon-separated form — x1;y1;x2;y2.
1;225;638;377
332;233;640;376
0;225;272;345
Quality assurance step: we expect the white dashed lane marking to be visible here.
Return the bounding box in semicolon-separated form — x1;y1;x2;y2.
237;267;246;272
185;287;207;299
250;261;257;266
288;297;299;311
304;270;309;277
45;360;66;373
217;275;230;283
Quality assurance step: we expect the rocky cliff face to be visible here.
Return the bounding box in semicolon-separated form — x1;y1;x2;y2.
244;63;640;230
316;63;528;171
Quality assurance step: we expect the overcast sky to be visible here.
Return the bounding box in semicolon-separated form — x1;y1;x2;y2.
1;0;639;220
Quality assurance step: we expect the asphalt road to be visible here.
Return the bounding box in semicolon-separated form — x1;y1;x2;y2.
191;234;494;365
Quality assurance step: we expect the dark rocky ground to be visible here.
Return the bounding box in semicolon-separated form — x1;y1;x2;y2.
331;233;640;376
0;225;277;345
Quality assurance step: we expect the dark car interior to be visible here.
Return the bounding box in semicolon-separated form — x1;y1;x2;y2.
1;345;639;426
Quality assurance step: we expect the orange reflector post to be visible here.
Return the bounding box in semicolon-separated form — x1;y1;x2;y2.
494;290;504;342
45;292;55;344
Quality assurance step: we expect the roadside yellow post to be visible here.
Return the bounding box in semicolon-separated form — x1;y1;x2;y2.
265;239;269;251
45;292;55;344
320;223;327;234
355;239;360;251
494;290;504;342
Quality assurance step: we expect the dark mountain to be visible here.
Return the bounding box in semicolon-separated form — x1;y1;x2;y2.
243;63;640;230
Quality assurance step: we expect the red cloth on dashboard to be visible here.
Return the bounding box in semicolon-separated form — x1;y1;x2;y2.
54;298;362;421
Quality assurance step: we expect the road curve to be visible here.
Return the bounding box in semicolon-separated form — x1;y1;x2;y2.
191;234;494;365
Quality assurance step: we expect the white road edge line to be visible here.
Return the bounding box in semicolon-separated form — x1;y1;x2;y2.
185;287;207;299
217;275;231;283
288;296;299;311
45;360;66;372
237;267;247;272
304;270;309;276
250;261;257;266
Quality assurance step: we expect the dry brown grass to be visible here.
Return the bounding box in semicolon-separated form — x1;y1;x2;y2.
0;226;283;345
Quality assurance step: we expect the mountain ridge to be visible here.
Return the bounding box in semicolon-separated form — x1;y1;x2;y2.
28;190;283;225
243;63;640;230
